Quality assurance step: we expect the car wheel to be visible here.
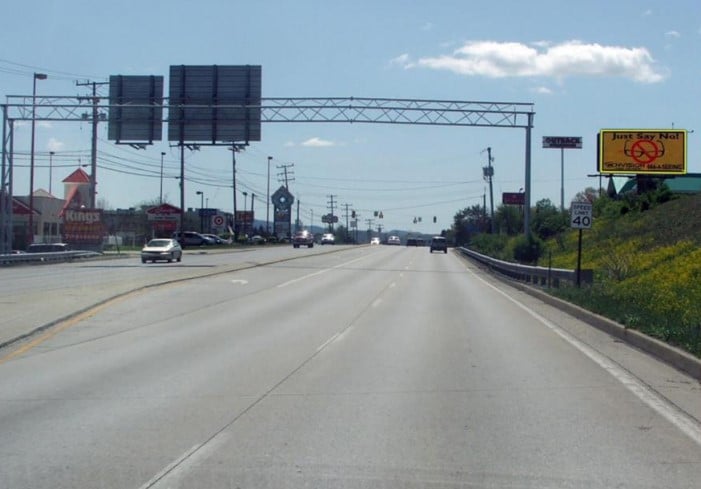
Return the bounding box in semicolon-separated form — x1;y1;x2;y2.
293;244;299;248
177;254;182;262
308;243;313;248
141;258;146;264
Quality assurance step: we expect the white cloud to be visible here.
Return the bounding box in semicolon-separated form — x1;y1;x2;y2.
398;40;666;83
533;86;553;95
284;141;296;147
643;9;653;16
37;121;52;129
301;137;335;147
47;138;64;152
665;30;681;39
389;53;411;67
421;22;434;31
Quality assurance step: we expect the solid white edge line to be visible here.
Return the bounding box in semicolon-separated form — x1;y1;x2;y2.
466;266;701;448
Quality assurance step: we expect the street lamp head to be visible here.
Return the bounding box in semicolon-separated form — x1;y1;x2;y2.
196;191;203;196
34;73;47;80
161;151;166;156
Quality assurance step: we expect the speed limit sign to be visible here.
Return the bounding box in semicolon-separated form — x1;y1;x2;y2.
212;214;225;227
570;202;592;229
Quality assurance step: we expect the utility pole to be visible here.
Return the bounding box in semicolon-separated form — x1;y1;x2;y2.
229;144;245;239
277;163;294;189
482;147;495;233
296;199;300;232
327;194;337;231
77;80;108;209
266;156;272;235
365;218;375;243
343;203;352;241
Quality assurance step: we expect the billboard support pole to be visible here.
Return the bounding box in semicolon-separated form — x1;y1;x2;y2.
560;147;565;212
179;144;184;235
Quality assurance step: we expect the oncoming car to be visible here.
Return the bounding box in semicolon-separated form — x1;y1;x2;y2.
370;237;380;245
141;238;182;263
387;235;401;245
321;233;335;245
292;230;314;248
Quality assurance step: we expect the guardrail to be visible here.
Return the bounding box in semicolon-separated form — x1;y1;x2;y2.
0;250;102;266
457;247;592;287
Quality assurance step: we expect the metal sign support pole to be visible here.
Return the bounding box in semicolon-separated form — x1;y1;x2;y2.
576;228;583;288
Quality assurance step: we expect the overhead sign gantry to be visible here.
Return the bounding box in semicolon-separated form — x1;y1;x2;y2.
1;66;535;253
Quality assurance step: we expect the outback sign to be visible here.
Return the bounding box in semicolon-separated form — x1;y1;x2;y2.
598;129;687;175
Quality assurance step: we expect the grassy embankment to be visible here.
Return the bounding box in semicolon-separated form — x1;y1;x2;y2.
547;194;701;357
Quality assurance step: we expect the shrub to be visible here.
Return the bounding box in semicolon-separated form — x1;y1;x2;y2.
512;234;544;264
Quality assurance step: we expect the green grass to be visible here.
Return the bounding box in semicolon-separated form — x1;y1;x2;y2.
546;193;701;357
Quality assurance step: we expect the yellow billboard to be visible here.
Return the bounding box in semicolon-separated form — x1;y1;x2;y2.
598;129;687;175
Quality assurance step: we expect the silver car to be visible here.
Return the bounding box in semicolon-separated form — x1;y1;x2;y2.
141;238;183;263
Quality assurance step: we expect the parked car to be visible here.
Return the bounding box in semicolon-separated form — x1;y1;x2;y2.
321;233;335;245
172;231;214;247
141;238;182;263
203;233;230;245
26;243;71;253
248;235;266;245
292;230;314;248
387;235;401;245
429;236;448;253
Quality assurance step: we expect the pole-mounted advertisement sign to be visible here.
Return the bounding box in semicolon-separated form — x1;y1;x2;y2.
598;129;687;175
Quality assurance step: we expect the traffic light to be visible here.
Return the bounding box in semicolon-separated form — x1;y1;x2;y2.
351;210;356;218
433;216;437;223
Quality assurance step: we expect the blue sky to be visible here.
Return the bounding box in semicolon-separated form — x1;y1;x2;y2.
2;0;700;233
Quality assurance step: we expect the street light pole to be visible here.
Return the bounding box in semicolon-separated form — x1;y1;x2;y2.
28;72;47;245
196;190;204;233
159;152;166;204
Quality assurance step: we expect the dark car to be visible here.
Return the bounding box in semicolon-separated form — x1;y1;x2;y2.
429;236;448;253
172;231;214;247
406;237;424;246
26;243;71;253
292;230;314;248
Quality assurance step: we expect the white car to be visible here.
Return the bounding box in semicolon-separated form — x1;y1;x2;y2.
370;237;380;245
321;233;335;245
387;235;401;245
141;238;182;263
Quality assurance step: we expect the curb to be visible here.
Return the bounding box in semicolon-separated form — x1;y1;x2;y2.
457;252;701;381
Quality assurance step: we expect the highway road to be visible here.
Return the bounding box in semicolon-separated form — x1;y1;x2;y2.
1;246;700;488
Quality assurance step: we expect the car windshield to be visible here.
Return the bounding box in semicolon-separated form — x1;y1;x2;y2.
3;4;700;489
147;240;171;247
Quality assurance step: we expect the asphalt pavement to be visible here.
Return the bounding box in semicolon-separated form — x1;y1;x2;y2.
0;246;700;488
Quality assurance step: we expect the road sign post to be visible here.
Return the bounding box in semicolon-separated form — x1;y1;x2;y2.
570;202;592;287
